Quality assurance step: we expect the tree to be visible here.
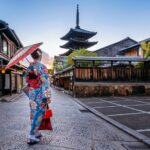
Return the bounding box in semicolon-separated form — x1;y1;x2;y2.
145;48;150;58
67;49;97;65
141;41;150;58
53;60;64;72
134;41;150;68
48;68;54;75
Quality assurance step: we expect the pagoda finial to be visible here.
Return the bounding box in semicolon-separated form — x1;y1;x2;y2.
76;4;80;29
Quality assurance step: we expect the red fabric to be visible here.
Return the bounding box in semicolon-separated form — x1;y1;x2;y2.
5;42;43;70
43;109;53;119
38;118;52;130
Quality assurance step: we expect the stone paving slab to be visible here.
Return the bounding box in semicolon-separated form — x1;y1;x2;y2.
111;113;150;130
141;131;150;138
93;141;126;150
122;141;150;150
131;97;150;101
95;106;138;115
115;96;149;101
78;97;103;102
112;100;145;106
85;102;116;108
130;104;150;112
46;135;93;150
93;126;123;141
100;97;127;101
0;141;74;150
138;100;150;103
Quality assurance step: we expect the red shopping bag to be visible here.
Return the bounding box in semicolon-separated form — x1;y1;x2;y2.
43;109;53;119
38;118;52;130
38;105;53;130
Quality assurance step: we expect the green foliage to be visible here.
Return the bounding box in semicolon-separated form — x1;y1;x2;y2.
134;62;144;69
48;68;54;75
67;49;97;65
75;60;102;68
145;49;150;58
134;42;150;68
53;60;63;72
141;41;150;58
94;61;102;67
75;61;93;67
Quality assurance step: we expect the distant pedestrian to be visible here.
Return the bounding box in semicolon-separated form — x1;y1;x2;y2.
24;49;51;144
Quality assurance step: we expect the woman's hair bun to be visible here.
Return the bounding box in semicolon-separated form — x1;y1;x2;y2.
31;48;42;59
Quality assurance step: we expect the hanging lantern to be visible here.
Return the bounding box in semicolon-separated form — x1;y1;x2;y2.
1;69;5;74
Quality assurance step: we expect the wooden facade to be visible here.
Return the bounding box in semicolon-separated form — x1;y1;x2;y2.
53;66;73;91
53;57;150;96
74;68;150;82
95;37;138;57
118;38;150;58
0;20;26;97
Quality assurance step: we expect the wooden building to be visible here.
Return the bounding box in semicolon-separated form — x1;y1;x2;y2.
0;20;26;97
95;37;138;57
53;56;150;97
118;38;150;57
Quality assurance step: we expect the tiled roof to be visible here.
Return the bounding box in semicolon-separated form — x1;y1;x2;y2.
61;28;97;40
94;37;138;52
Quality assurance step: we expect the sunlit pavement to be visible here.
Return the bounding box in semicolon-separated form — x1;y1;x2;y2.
0;88;149;150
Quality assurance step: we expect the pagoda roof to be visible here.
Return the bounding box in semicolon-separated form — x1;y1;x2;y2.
61;27;97;40
60;38;98;49
60;50;74;56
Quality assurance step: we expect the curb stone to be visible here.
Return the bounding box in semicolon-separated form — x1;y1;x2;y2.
0;93;24;102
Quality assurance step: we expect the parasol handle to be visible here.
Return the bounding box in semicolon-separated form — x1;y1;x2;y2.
25;58;30;63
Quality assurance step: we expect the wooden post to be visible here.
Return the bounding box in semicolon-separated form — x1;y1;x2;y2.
129;61;132;81
72;61;76;97
111;60;113;81
2;73;4;95
10;71;12;96
74;60;76;82
92;60;94;81
144;61;148;81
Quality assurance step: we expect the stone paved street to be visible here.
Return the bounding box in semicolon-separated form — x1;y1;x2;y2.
0;88;149;150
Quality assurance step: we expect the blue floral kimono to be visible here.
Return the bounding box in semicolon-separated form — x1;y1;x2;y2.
25;61;51;135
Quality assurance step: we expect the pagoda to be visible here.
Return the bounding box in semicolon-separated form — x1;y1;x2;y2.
60;5;98;56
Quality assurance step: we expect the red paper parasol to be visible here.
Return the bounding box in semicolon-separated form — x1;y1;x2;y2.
5;42;43;70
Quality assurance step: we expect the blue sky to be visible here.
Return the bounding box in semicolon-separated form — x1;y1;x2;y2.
0;0;150;57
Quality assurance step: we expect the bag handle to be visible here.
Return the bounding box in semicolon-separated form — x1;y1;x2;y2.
46;104;49;109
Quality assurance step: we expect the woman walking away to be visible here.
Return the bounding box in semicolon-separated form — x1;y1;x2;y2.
25;48;51;144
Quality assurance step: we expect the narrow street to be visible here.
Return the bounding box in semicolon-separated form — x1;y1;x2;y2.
0;88;149;150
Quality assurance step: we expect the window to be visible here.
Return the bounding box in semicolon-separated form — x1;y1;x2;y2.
8;44;11;57
11;44;17;57
2;39;8;55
